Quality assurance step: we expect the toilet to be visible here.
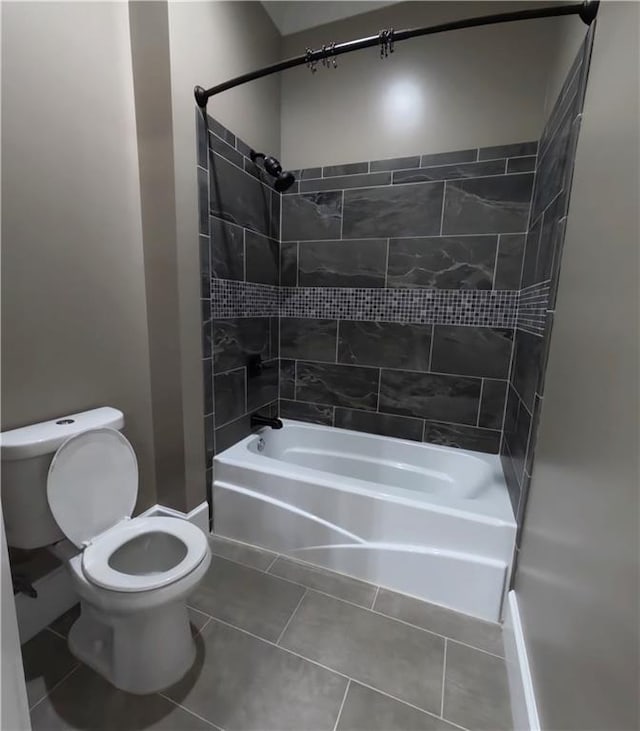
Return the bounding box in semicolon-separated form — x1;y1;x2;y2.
0;407;211;694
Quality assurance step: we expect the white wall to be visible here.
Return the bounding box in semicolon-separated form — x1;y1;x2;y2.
1;1;157;510
280;1;575;168
515;4;640;730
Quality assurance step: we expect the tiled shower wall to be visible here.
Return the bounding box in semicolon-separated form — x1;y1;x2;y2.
501;29;594;534
278;143;536;452
197;110;280;490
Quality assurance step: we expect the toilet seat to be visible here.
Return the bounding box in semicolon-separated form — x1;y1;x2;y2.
82;516;209;592
47;428;209;593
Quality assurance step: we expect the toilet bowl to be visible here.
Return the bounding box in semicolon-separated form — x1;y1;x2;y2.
45;427;211;694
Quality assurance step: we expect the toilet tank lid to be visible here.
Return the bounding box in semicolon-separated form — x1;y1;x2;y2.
0;408;125;461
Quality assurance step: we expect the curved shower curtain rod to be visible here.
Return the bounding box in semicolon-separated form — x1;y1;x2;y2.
194;0;599;108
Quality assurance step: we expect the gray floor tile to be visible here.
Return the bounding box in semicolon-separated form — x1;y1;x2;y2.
374;588;504;656
30;664;218;730
279;591;444;714
337;682;458;731
188;555;305;641
268;557;377;608
443;640;512;731
209;534;277;571
165;619;348;731
22;629;78;709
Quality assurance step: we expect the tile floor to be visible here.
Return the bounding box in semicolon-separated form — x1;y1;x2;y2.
23;536;512;731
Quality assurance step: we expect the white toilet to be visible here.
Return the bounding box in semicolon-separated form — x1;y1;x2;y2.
0;407;211;694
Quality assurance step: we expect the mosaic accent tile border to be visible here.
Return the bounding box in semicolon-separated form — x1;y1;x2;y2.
210;279;279;318
518;282;551;335
211;279;519;327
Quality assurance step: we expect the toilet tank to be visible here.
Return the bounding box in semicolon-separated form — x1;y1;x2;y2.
0;407;124;549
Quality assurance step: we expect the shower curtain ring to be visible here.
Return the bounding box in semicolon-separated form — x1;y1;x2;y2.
305;47;317;73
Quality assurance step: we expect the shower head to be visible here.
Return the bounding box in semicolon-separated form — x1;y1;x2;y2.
250;151;296;192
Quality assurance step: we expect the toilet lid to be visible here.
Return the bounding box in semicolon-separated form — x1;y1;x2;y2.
47;428;138;548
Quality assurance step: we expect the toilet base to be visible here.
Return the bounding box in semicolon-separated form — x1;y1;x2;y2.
68;598;196;695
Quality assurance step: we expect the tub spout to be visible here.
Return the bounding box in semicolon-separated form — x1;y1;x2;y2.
250;413;283;430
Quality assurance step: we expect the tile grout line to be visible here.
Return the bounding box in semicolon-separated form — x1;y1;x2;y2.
275;588;308;645
203;614;463;726
440;638;448;717
191;551;506;659
331;679;351;731
28;662;82;713
370;585;380;610
265;553;281;572
158;692;223;730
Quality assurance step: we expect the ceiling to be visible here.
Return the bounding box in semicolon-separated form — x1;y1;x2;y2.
261;1;401;36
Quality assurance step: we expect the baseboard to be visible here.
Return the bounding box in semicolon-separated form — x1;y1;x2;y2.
140;501;209;534
504;590;540;731
15;564;77;645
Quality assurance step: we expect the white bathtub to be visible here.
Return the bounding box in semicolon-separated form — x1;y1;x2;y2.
213;419;516;621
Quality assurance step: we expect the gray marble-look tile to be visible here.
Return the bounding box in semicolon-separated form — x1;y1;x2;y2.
208;131;243;168
343;182;444;238
214;413;251;454
295;166;322;179
48;604;81;638
188;555;305;642
205;413;214;466
521;215;543;289
478;379;508;430
296;361;379;410
198;166;209;236
501;438;522;516
421;149;477;167
370;155;420;172
512;328;544;413
22;630;78;709
338;321;432;370
209;153;271;236
279;359;296;400
423;421;501;454
443;640;511;730
270;189;281;240
280;318;338;362
280;591;445;714
503;386;532;488
245;231;279;286
300;172;390;193
209;216;244;281
196;108;208;169
494;233;525;289
281;192;342;241
387;235;498;290
202;299;212;359
430;326;514;379
207;534;278;571
478;140;537;160
442;173;534;235
30;663;217;731
212;317;271;373
165;619;348;731
379;370;481;425
279;399;334;426
336;682;457;731
280;241;298;287
393;159;504;184
268;557;376;607
247;358;279;411
507;155;537;173
323;161;368;177
208;114;236;147
536;191;568;286
199;235;210;298
235;135;253;159
334;408;424;442
374;588;504;655
531;107;578;221
298;239;387;288
203;357;213;416
214;368;246;426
